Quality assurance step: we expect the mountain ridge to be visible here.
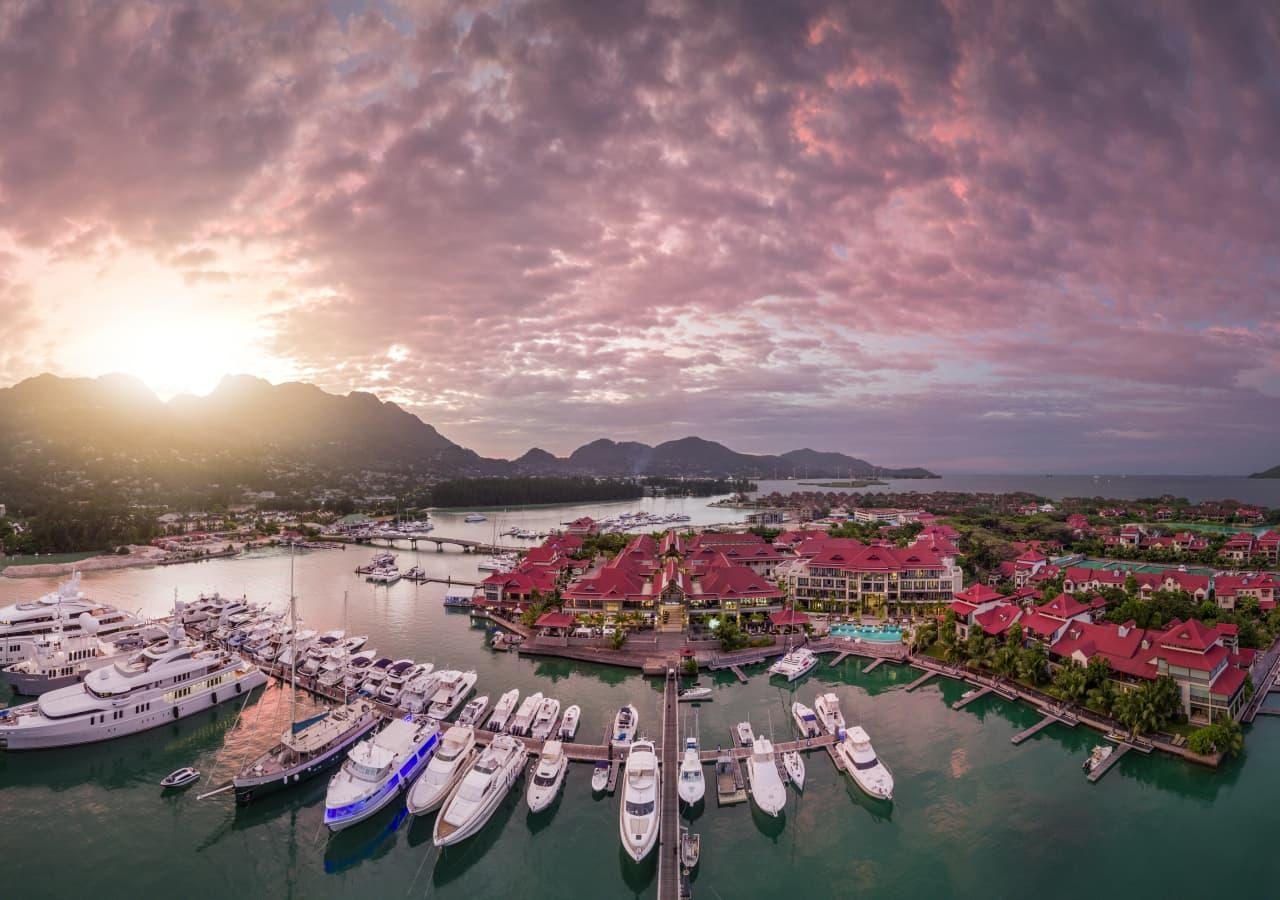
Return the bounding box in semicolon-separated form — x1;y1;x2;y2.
0;373;937;479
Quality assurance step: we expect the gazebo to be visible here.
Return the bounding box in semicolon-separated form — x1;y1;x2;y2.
533;611;576;637
768;608;811;634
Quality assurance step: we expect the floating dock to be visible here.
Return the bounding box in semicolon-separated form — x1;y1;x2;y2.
904;671;937;692
657;670;681;900
729;665;748;683
951;686;992;710
716;753;747;805
1011;713;1074;745
1087;744;1131;783
861;657;886;674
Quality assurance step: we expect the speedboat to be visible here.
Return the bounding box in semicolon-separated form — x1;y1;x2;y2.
678;686;712;702
324;716;441;831
591;761;610;792
792;702;821;738
359;658;394;694
558;704;580;740
464;513;487;523
397;667;439;714
406;725;478;816
1083;744;1114;774
782;750;805;790
427;670;478;720
529;696;561;740
746;737;786;816
814;692;846;737
768;647;818;682
836;726;894;800
377;659;417;704
611;704;638;748
340;650;378;693
456;695;490;728
161;767;200;790
234;700;380;804
734;721;755;748
526;740;567;813
509;691;544;736
433;733;527;846
681;828;701;871
677;736;704;805
486;688;519;732
619;738;660;861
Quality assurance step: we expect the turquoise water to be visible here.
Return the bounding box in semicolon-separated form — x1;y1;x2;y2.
829;624;904;642
2;495;1278;898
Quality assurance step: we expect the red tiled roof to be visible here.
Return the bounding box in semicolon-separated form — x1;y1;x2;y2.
1019;610;1064;639
974;603;1021;636
1039;594;1090;621
1156;618;1221;652
1211;665;1247;699
954;584;1006;605
769;609;810;626
534;611;576;629
950;600;978;617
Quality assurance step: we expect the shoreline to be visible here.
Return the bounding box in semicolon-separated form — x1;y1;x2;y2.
0;545;245;579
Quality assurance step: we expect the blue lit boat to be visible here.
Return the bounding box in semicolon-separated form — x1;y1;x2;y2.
323;716;440;832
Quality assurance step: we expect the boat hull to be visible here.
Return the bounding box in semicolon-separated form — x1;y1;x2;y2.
233;717;380;804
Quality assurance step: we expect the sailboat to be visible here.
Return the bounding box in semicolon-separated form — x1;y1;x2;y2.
234;586;378;804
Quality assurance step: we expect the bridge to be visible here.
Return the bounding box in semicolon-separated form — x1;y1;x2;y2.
360;534;526;554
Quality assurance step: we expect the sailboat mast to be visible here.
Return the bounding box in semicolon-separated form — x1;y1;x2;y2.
289;546;297;726
341;590;349;705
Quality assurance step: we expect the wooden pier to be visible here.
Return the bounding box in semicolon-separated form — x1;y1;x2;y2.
1011;713;1075;745
728;665;748;683
716;753;747;806
861;657;886;674
828;650;854;667
1087;744;1131;783
904;670;937;692
657;669;681;900
1253;706;1280;716
951;686;992;710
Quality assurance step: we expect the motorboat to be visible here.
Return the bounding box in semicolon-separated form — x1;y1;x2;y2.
442;587;473;608
791;702;821;738
677;686;712;703
0;634;267;750
814;693;846;737
768;647;818;682
456;695;490;728
746;737;786;816
677;736;704;805
234;699;380;804
591;760;610;792
681;827;701;870
836;726;894;800
377;659;417;704
611;704;638;748
464;513;487;523
161;767;200;789
407;725;478;816
485;688;519;732
557;704;580;740
433;733;527;847
619;738;660;861
276;629;317;668
396;667;439;714
526;739;568;813
734;721;755;748
782;750;805;790
324;716;441;831
1083;744;1114;774
529;696;561;740
365;565;401;585
359;658;394;694
509;691;544;736
427;670;478;720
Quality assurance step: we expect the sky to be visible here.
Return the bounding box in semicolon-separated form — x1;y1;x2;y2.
0;1;1278;474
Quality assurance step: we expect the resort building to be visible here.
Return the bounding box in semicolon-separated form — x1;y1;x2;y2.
785;537;962;614
1213;573;1277;611
851;507;924;526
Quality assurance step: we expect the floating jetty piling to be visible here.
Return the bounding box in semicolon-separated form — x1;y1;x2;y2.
1011;713;1075;745
904;671;937;692
861;657;885;674
1087;744;1131;783
716;753;747;806
729;666;748;683
951;686;992;710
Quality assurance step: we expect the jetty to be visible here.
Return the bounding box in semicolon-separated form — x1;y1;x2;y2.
861;657;886;674
951;686;992;710
715;753;747;806
729;665;748;683
657;669;681;900
904;671;937;692
1011;712;1076;745
1087;744;1131;783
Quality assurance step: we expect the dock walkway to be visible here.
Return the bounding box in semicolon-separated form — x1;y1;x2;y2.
951;686;992;710
729;665;748;683
1011;713;1075;745
657;669;681;900
1087;744;1130;783
904;671;937;692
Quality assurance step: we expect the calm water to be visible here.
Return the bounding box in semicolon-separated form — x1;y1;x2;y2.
2;496;1278;899
752;474;1280;506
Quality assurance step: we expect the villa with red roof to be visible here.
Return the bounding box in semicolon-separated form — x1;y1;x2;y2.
1019;593;1099;645
1256;530;1280;565
1214;572;1277;611
1219;532;1257;563
786;540;963;614
564;516;599;536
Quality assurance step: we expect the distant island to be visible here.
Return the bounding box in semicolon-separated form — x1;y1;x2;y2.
798;479;888;488
1250;465;1280;479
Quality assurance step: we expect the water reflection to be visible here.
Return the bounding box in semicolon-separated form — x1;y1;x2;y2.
323;805;408;874
431;789;524;887
616;844;657;894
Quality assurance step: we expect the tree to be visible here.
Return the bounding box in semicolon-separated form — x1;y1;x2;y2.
1187;719;1244;757
717;618;749;652
1017;645;1048;684
1084;656;1112;690
1051;662;1089;703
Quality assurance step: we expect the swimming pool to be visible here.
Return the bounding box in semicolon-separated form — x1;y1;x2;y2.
828;623;904;643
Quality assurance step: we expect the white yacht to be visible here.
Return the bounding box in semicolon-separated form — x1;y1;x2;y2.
791;701;821;738
485;689;519;732
427;670;478;720
814;692;846;737
529;696;561;740
433;733;527;846
234;699;380;804
377;659;417;705
365;565;401;585
746;737;786;816
407;725;478;816
619;738;660;861
398;667;440;715
677;736;705;805
2;624;167;696
276;629;317;668
324;716;441;831
463;513;487;523
782;750;805;790
360;658;394;694
0;574;143;666
509;691;544;736
611;704;638;748
0;636;266;750
836;726;894;800
557;704;580;740
456;695;489;728
526;739;567;813
768;647;818;682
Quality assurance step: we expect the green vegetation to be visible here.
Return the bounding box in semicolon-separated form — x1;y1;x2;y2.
573;532;631;559
1112;676;1182;738
717;618;750;652
608;629;628;650
1186;720;1245;757
430;476;643;508
643;477;756;496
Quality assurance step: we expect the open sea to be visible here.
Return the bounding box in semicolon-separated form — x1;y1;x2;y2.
2;497;1279;899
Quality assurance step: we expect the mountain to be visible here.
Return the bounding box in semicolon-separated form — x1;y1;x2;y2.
1250;465;1280;479
0;374;936;483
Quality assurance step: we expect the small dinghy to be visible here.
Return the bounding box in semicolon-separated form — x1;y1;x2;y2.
591;760;610;792
678;686;712;702
160;767;200;790
782;750;805;790
680;828;701;871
